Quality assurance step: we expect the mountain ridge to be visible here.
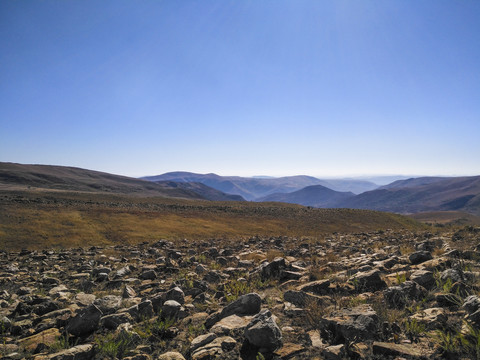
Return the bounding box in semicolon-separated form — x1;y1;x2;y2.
143;171;378;200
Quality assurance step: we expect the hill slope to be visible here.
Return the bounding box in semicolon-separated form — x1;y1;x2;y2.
143;172;378;200
0;162;235;201
258;185;354;207
338;176;480;215
155;181;245;201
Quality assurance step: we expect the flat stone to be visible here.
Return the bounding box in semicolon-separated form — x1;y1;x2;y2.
372;341;424;358
47;344;96;360
18;328;61;352
274;343;305;359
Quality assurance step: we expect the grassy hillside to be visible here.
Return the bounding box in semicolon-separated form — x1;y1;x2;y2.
409;211;480;226
0;190;425;251
0;162;204;199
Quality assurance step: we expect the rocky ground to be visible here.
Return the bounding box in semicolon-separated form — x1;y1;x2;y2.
1;226;480;359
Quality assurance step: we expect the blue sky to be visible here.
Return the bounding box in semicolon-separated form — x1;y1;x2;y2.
1;1;479;178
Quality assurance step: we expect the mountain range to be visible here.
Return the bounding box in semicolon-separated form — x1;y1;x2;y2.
144;171;480;215
142;172;378;200
2;162;479;216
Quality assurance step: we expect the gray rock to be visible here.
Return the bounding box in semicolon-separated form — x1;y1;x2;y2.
384;281;427;308
349;270;386;292
190;333;217;353
66;305;103;337
92;267;111;277
122;285;136;299
140;269;157;280
297;279;331;295
244;309;282;352
320;304;379;343
283;290;331;308
410;270;435;289
47;343;95;360
409;251;433;265
259;258;286;279
372;341;424;358
441;269;464;283
191;336;236;360
165;287;185;305
205;293;262;329
162;300;182;320
93;295;122;315
157;351;186;360
127;300;154;321
462;295;480;314
100;312;134;330
221;293;261;318
322;344;345;360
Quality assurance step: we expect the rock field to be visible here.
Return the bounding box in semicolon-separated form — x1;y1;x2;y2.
1;227;480;359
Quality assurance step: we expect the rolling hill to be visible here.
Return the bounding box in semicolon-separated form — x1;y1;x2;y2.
143;172;378;200
0;162;242;201
337;176;480;215
257;185;354;208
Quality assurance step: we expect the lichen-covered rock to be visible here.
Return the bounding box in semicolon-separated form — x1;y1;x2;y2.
384;281;427;308
66;304;102;337
320;304;379;343
410;270;435;289
409;251;433;265
349;270;386;292
244;309;282;353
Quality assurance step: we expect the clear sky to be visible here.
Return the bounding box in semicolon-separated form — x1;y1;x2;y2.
1;1;479;178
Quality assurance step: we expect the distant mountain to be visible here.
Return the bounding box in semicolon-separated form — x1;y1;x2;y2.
154;181;245;201
142;172;378;200
0;162;232;201
258;185;355;208
379;177;448;190
337;176;480;215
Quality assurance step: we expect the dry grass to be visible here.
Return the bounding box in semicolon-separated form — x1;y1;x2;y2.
0;190;426;251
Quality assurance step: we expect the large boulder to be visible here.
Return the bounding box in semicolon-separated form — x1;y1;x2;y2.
222;293;262;318
205;293;261;328
410;270;435;290
244;310;282;353
93;295;122;315
297;279;331;295
320;304;379;343
66;304;103;337
409;251;433;265
349;270;386;292
259;258;286;279
384;281;427;308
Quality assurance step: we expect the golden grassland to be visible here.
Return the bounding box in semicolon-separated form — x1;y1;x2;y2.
0;190;426;251
409;210;480;226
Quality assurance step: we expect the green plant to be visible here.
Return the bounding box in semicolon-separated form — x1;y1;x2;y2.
404;318;426;342
433;329;459;356
459;322;480;359
395;272;409;285
135;315;176;340
224;280;251;302
186;323;206;340
49;334;72;352
256;352;265;360
197;254;208;264
95;331;138;359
